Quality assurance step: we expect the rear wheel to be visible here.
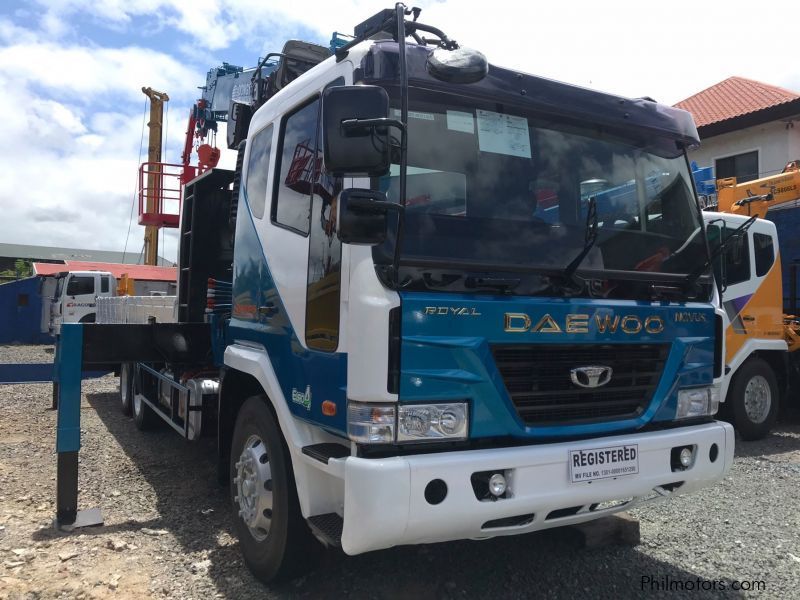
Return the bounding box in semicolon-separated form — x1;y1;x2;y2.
230;396;321;583
119;363;133;417
729;358;779;441
133;381;159;431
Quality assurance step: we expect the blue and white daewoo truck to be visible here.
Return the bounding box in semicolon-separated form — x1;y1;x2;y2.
61;5;734;583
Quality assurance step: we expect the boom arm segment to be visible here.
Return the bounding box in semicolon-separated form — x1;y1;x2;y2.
716;160;800;219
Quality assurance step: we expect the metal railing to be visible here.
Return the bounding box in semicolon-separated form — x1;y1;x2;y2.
138;162;183;227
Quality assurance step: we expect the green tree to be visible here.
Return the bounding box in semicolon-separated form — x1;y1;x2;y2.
0;259;33;281
14;259;32;278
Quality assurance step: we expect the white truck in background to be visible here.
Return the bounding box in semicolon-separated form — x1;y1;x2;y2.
49;270;176;335
50;271;115;335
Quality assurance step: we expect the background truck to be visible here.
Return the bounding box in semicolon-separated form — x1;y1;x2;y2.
57;5;735;583
699;160;800;439
49;271;115;334
48;270;174;335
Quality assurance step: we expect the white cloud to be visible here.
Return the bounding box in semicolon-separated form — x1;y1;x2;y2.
0;39;200;104
0;24;202;262
31;0;800;103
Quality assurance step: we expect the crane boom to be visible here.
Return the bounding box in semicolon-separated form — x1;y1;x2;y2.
716;160;800;219
141;86;170;266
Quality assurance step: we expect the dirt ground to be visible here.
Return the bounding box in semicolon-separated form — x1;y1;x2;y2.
1;345;800;599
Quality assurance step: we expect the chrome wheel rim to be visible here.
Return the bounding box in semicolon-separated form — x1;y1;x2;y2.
234;434;273;541
744;375;771;424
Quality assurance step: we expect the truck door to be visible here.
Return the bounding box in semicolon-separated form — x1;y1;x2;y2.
64;274;96;323
718;222;781;362
747;226;783;341
233;68;349;427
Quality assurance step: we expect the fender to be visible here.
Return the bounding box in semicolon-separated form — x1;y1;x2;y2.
224;342;349;518
720;337;788;403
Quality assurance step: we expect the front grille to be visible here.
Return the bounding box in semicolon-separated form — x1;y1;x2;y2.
490;343;670;425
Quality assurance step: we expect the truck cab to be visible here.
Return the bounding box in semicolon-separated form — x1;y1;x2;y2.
704;212;788;439
50;270;115;335
216;36;732;572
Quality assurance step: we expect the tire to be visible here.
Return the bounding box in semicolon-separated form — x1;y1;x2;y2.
119;363;133;417
230;396;321;583
132;380;159;431
728;358;779;441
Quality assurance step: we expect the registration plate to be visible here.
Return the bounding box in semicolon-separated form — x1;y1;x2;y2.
569;444;639;483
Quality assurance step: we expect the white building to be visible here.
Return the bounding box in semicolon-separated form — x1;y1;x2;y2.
675;76;800;182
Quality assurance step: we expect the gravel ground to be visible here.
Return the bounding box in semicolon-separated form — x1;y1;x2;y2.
0;344;54;364
1;345;799;599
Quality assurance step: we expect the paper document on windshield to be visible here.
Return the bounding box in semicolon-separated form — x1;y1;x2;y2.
476;109;531;158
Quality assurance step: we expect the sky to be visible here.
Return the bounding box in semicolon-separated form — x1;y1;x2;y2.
1;0;798;264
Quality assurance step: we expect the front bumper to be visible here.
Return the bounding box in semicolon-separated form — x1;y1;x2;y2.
339;421;733;555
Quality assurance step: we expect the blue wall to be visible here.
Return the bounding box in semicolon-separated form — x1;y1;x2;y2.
0;276;53;344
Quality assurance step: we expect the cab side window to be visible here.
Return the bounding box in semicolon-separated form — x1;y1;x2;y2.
306;113;344;351
753;232;774;277
66;276;94;296
724;231;750;286
101;276;110;293
272;99;319;234
245;124;273;219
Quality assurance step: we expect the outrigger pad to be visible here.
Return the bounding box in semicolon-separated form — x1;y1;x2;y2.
54;507;104;532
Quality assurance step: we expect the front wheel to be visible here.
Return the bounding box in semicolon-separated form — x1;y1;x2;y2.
230;396;321;583
729;358;779;441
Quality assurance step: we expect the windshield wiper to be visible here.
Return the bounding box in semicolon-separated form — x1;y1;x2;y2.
562;196;598;284
684;215;758;290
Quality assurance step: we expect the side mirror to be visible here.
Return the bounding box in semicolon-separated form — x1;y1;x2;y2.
322;85;391;176
338;188;400;245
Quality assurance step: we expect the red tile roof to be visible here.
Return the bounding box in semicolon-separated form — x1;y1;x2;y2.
675;76;800;128
32;260;176;282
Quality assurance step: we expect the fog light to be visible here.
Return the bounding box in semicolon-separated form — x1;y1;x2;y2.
671;445;695;471
488;473;507;497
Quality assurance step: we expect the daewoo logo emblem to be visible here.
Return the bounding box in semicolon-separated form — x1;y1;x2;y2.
570;366;613;388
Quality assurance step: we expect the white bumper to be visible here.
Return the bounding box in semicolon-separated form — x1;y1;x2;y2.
339;421;733;555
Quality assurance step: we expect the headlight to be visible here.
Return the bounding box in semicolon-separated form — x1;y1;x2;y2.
676;386;720;419
398;403;468;442
347;401;469;443
347;403;395;443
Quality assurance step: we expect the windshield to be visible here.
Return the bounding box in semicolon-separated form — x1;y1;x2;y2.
372;87;709;297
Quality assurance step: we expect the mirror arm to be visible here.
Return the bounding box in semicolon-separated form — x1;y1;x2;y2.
341;117;406;135
406;22;458;49
349;197;406;214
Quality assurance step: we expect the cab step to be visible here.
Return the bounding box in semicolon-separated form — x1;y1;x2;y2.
307;513;343;548
302;443;349;464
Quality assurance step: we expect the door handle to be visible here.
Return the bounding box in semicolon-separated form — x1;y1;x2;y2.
741;315;755;322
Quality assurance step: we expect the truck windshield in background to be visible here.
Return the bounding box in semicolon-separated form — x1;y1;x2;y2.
372;88;709;298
